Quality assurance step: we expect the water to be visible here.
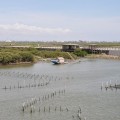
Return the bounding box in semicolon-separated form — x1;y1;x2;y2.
0;59;120;120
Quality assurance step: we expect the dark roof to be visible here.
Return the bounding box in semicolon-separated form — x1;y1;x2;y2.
62;43;79;46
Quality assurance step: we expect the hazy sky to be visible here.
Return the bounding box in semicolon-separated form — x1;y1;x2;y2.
0;0;120;42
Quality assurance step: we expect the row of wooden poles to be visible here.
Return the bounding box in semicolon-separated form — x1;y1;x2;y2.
76;106;86;120
101;80;120;91
22;105;87;120
23;105;69;113
21;89;65;113
0;71;63;83
21;89;87;120
0;71;71;81
2;80;50;90
1;71;72;90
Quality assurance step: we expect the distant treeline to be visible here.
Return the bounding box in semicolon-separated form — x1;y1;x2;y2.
0;41;120;47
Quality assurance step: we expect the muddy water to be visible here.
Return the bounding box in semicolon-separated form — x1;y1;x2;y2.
0;59;120;120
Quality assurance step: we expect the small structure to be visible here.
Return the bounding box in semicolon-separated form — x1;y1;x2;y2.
88;44;109;54
62;44;79;52
89;44;97;50
88;44;98;54
51;57;65;64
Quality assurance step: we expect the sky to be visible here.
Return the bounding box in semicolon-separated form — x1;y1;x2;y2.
0;0;120;42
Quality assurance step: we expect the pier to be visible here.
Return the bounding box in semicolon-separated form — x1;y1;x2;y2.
82;44;120;56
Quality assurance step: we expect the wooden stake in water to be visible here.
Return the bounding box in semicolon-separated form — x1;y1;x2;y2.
101;82;103;90
49;106;50;112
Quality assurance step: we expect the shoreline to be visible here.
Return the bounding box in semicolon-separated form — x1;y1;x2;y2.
0;58;52;66
0;62;34;66
86;54;120;60
0;54;120;66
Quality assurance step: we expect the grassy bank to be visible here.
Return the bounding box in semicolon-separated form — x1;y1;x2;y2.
0;48;78;65
86;54;120;60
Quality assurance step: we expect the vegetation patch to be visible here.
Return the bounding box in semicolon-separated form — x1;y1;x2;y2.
73;48;88;57
0;48;77;65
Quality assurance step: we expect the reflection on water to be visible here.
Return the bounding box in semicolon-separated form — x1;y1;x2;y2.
0;59;120;120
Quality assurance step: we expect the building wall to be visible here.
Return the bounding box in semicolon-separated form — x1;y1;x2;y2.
62;45;79;52
109;50;120;56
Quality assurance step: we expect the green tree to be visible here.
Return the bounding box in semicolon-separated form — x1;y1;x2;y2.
20;52;34;62
73;49;87;57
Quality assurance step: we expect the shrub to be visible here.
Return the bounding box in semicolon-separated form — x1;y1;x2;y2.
73;48;87;57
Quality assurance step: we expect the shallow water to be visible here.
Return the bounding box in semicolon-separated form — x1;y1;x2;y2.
0;58;120;120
